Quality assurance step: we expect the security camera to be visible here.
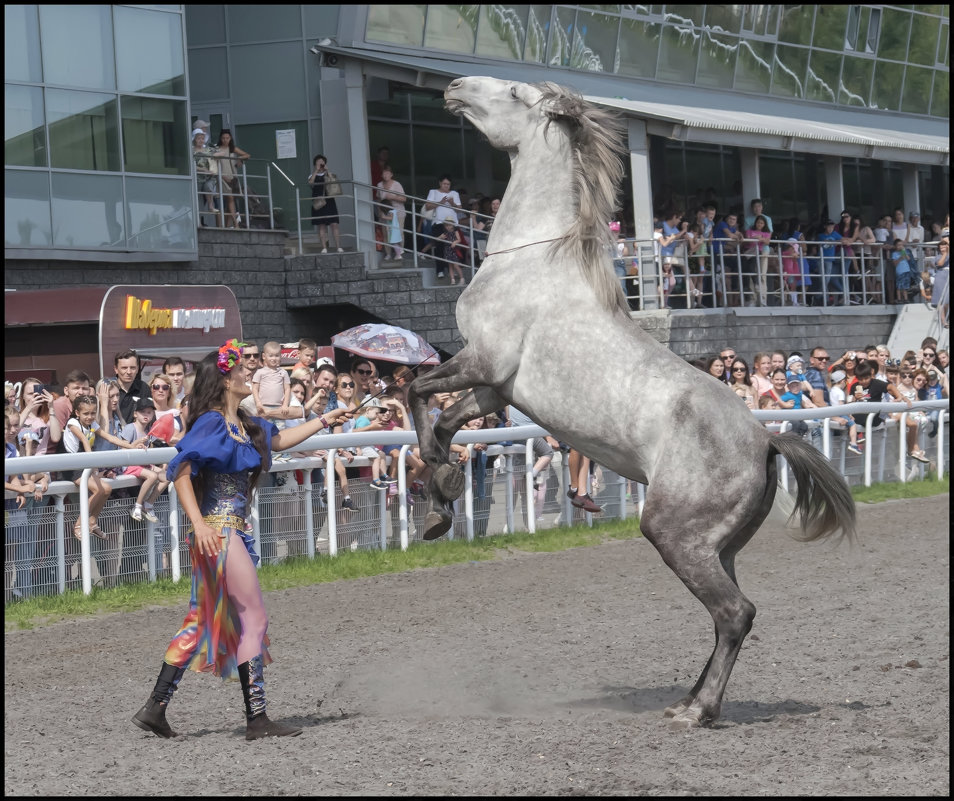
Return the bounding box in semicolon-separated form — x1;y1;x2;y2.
309;45;320;55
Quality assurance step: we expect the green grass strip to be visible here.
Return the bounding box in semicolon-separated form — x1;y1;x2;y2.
5;477;947;631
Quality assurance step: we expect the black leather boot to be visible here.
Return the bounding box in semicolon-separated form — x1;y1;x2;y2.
238;655;302;740
132;662;186;738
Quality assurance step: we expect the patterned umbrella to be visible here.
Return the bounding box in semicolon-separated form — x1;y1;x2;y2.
331;323;440;365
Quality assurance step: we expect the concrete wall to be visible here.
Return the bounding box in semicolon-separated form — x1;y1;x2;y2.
5;228;897;364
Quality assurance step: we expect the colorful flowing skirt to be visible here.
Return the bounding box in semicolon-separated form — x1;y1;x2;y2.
163;519;271;681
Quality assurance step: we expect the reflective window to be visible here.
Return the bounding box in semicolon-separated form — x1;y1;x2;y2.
548;6;575;67
5;4;42;83
657;21;699;83
871;60;904;111
938;21;949;66
703;5;742;34
409;91;451;124
424;5;477;53
668;6;707;30
574;9;619;72
46;89;121;172
901;65;934;114
696;30;737;89
366;5;426;47
227;4;300;43
839;56;874;107
114;6;185;96
735;39;774;94
930;70;949;117
811;6;848;51
121;97;189;176
5;85;47;168
743;5;779;38
185;4;226;46
771;45;808;98
368;86;410;122
778;6;815;46
806;50;842;103
908;13;940;66
524;5;551;63
39;5;115;90
617;17;659;78
125;176;195;251
51;172;124;249
877;8;911;61
476;4;528;61
4;169;52;248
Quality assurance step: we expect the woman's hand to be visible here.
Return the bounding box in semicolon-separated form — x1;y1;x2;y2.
326;407;354;424
193;520;224;559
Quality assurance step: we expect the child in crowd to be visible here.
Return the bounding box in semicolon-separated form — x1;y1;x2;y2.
382;207;404;261
434;219;466;286
292;338;317;374
827;370;863;455
892;239;915;302
122;398;169;523
5;407;48;601
58;394;111;540
252;341;291;419
351;398;393;490
781;238;803;305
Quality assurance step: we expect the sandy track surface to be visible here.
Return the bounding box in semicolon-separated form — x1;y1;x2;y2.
4;495;948;796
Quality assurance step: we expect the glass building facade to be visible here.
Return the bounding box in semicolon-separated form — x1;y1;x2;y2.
366;5;949;118
4;5;194;256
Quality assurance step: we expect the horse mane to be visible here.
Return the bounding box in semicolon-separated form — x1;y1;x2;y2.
535;82;630;316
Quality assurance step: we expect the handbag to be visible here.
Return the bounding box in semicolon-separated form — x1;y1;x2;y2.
312;197;327;212
420;203;436;221
325;171;342;197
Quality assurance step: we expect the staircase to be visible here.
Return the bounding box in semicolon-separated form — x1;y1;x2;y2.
887;301;949;355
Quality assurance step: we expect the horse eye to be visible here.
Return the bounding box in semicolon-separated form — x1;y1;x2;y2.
510;86;518;99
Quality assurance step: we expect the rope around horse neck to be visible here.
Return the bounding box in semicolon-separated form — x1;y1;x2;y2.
484;234;569;257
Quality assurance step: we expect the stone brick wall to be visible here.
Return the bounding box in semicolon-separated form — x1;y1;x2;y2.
5;229;897;362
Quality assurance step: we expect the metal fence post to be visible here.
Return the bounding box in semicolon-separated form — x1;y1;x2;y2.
54;494;66;594
146;517;156;582
464;445;474;542
398;445;410;550
78;468;93;595
327;450;338;557
504;454;514;535
296;188;302;255
250;489;261;565
304;469;315;559
898;412;909;482
168;483;181;582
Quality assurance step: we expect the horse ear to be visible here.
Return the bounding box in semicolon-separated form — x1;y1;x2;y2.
540;94;586;125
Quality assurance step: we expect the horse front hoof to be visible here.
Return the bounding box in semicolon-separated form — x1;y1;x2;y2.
663;701;689;718
666;710;703;730
434;463;465;501
422;511;452;540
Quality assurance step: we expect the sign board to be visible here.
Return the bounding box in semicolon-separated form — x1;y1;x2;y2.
99;285;242;378
275;129;297;160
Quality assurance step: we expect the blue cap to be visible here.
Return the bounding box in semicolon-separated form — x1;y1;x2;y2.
786;371;802;384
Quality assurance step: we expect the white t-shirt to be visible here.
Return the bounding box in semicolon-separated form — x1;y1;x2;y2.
426;188;461;224
829;385;847;406
63;418;97;453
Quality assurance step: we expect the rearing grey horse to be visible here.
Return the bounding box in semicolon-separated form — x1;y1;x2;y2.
407;76;856;728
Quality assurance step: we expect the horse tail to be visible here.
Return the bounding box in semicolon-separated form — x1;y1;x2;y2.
769;432;857;544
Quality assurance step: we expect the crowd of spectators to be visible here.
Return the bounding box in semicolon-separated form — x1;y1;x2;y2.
4;332;949;601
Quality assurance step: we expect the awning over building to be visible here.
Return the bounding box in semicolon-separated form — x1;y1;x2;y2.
319;43;949;165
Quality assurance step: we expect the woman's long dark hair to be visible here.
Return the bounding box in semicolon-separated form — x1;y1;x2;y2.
705;354;728;383
729;357;753;388
216;129;236;153
185;351;270;504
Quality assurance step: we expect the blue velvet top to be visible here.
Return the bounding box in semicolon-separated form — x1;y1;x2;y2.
166;410;279;482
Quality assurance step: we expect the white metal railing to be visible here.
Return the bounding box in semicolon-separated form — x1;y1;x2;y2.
4;403;947;600
614;236;943;312
193;155;287;231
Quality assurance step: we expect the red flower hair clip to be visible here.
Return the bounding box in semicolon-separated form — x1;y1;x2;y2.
217;338;247;374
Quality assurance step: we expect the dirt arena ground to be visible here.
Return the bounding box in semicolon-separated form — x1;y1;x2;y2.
4;495;949;796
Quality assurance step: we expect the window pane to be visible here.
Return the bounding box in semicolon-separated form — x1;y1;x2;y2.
900;65;934;114
39;5;115;90
573;9;618;71
409;90;452;124
839;56;873;107
46;89;121;172
424;5;477;53
125;176;195;251
51;172;124;248
5;85;47;168
703;5;742;34
877;9;911;61
187;47;229;104
227;4;300;43
778;6;815;46
366;5;425;47
696;30;737;89
5;4;42;83
476;4;528;61
121;97;189;175
806;50;841;103
811;5;848;51
670;6;707;30
185;4;225;46
771;45;808;98
524;6;551;63
930;70;948;117
114;7;185;96
735;39;774;94
368;86;410;122
871;60;904;111
907;13;940;66
4;169;52;247
617;17;659;78
547;5;575;67
657;21;699;83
